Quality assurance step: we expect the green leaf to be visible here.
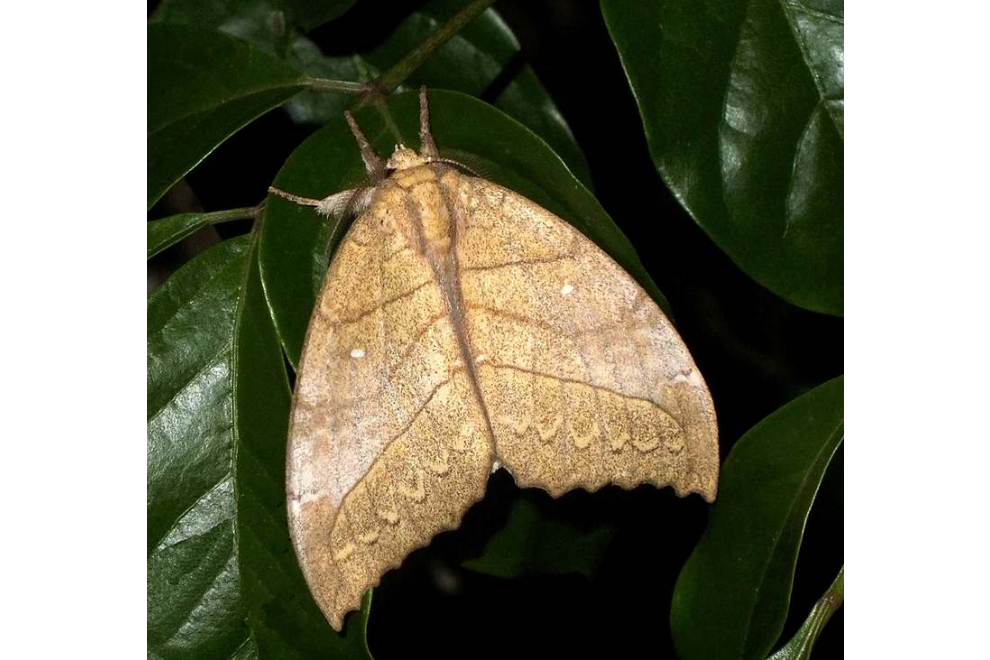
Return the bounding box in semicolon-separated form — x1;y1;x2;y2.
768;566;843;660
147;213;207;259
259;89;669;367
148;23;308;209
150;0;591;187
147;228;372;659
462;498;614;580
670;376;844;660
362;0;592;186
282;0;358;31
150;0;286;34
148;208;260;260
602;0;843;315
151;0;364;127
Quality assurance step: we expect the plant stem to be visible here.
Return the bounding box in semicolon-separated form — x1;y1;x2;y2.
203;206;260;225
767;566;844;660
820;565;844;613
305;78;368;94
372;0;498;95
306;0;498;109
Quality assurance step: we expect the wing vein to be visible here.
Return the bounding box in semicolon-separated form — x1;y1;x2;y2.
487;361;678;422
324;278;433;326
463;254;574;273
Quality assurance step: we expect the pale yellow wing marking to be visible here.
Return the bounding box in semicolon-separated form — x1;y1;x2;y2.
451;173;718;501
293;370;491;629
287;201;493;630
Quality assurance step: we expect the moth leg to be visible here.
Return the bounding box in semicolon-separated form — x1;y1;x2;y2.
268;187;373;218
418;86;439;158
344;111;385;179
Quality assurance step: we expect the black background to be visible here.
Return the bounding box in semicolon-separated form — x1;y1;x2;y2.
149;1;844;658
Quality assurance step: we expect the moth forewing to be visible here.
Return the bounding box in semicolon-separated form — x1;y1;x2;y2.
284;88;718;630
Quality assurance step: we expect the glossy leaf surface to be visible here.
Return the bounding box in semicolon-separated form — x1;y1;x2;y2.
670;376;844;660
147;213;208;259
150;0;356;127
148;238;251;659
150;0;590;185
259;89;669;367
602;0;843;315
147;232;372;659
148;24;307;209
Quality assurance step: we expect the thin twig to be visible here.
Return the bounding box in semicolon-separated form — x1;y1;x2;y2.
202;205;263;225
305;78;369;94
364;0;498;101
767;566;844;660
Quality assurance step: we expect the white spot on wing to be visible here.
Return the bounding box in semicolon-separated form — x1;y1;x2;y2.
350;348;366;359
561;283;574;296
289;491;322;517
673;369;704;388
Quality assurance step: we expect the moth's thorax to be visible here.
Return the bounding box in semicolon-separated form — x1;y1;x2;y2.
385;145;427;171
380;163;455;258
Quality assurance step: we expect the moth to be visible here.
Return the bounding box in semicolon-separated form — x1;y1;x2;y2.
273;88;719;630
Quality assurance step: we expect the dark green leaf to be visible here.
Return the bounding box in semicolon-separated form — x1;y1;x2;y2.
768;566;843;660
148;24;307;209
259;89;669;367
149;0;357;49
150;0;285;35
147;229;372;659
362;0;592;186
148;237;252;659
150;0;591;186
670;376;844;660
152;0;364;126
462;498;614;580
147;213;208;259
282;0;358;31
602;0;843;315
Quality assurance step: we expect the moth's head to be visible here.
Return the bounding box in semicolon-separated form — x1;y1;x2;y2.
385;144;427;172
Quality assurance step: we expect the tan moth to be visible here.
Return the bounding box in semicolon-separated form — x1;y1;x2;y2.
273;89;719;630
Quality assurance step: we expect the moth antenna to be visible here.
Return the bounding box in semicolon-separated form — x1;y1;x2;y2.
418;86;439;158
344;111;385;180
426;157;482;178
428;150;495;180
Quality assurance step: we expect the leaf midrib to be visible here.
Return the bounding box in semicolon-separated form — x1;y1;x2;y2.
226;213;318;659
776;0;843;139
151;470;233;554
149;79;307;140
229;219;263;659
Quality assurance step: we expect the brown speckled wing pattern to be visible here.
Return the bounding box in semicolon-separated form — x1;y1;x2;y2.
285;97;718;631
